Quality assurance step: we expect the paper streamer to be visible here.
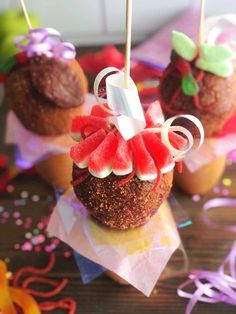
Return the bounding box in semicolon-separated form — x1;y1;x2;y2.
94;67;146;140
178;241;236;314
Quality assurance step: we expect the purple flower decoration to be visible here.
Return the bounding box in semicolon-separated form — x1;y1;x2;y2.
15;28;76;61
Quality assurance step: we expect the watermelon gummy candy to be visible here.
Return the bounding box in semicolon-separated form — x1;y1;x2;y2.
88;131;118;178
131;134;157;181
143;133;173;173
70;129;106;168
112;134;133;176
71;115;110;138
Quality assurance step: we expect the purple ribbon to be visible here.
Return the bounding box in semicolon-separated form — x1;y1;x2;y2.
202;198;236;233
15;28;76;61
178;241;236;314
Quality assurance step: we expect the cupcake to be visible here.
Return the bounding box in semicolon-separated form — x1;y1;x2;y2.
158;31;236;194
1;28;88;189
70;102;187;230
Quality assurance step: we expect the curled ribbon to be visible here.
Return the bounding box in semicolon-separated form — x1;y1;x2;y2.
202;198;236;233
178;241;236;314
94;67;146;140
15;28;76;61
142;113;204;161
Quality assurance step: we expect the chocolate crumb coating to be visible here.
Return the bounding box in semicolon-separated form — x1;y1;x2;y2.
73;163;173;230
159;62;236;137
5;56;88;135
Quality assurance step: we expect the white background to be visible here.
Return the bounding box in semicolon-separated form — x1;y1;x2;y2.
1;0;236;45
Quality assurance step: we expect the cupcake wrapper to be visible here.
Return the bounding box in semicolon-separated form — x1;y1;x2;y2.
4;93;96;168
48;188;182;296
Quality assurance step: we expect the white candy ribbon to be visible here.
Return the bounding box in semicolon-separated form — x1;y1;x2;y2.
142;114;204;161
94;67;146;140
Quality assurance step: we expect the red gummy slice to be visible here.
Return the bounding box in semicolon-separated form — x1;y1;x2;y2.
112;134;133;176
71;115;110;134
131;134;157;180
88;131;118;178
145;101;164;127
143;133;171;169
90;104;112;118
70;129;106;166
157;131;187;150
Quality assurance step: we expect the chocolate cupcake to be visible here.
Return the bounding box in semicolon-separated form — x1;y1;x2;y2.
70;103;187;230
158;31;236;194
5;55;87;135
158;32;236;137
1;28;88;189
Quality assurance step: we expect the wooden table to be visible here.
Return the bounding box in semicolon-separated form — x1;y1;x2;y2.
0;55;236;314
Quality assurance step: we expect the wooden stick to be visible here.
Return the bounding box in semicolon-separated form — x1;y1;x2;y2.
20;0;32;30
124;0;132;89
198;0;205;46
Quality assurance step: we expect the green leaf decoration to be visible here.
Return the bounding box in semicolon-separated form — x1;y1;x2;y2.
200;44;235;62
71;133;82;142
196;58;234;78
172;31;197;61
0;56;16;74
182;74;199;96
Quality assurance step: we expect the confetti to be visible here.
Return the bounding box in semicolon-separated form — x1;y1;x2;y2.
222;188;230;196
32;195;40;202
37;222;44;230
222;178;232;187
20;191;29;198
14;243;20;250
16;219;23;226
3;212;10;219
6;185;14;192
4;257;10;263
21;242;33;251
192;194;201;202
13;211;21;218
213;186;220;193
25;232;32;239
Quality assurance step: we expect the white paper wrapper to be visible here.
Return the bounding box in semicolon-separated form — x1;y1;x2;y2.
48;188;181;296
4;93;96;168
184;134;236;173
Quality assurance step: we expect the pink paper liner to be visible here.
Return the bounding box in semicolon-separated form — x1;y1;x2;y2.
4;94;96;168
48;188;181;296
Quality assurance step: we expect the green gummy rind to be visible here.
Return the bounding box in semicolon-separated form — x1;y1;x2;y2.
182;75;199;96
196;58;234;78
172;31;197;61
200;44;235;62
71;133;82;142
